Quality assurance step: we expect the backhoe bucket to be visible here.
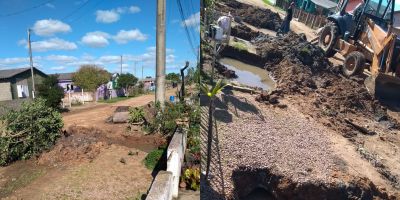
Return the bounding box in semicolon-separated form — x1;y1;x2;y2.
365;73;400;103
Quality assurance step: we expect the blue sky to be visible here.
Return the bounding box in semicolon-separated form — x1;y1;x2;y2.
0;0;200;78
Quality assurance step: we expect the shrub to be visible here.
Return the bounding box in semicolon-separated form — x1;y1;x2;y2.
181;167;200;190
128;107;145;123
37;75;65;109
0;98;63;166
144;102;185;136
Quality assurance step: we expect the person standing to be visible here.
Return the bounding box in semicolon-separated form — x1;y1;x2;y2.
279;2;295;35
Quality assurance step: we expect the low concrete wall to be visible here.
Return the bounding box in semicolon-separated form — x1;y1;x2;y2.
146;128;187;200
146;171;173;200
167;128;187;198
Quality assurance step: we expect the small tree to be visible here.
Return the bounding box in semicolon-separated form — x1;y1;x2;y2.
200;80;226;179
117;73;138;95
72;65;111;91
37;75;65;109
166;72;181;83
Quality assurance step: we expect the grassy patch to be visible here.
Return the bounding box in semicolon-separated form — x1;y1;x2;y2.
97;96;132;103
231;41;248;51
0;169;45;197
143;148;165;170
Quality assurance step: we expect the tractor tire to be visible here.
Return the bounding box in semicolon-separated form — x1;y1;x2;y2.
343;51;366;77
318;22;339;58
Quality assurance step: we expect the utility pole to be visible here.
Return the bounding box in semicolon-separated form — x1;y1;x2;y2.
120;55;123;74
141;65;144;80
27;29;35;99
156;0;166;108
134;61;137;76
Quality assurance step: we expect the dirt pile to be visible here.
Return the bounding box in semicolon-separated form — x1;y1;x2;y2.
254;33;398;133
38;126;109;165
217;0;282;31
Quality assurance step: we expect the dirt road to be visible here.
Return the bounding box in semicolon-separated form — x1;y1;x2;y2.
0;91;174;200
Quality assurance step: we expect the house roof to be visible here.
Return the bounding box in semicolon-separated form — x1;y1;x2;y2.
142;78;155;82
0;67;47;80
51;72;74;80
311;0;338;9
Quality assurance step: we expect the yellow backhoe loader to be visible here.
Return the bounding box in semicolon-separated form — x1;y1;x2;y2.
318;0;400;102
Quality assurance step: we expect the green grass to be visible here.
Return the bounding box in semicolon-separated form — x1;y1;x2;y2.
0;169;45;197
97;96;132;103
143;148;165;170
231;41;248;51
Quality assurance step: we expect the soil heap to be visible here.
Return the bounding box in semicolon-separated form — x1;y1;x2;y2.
217;0;282;31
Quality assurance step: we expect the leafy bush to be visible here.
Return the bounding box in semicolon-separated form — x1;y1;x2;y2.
37;75;65;109
143;147;165;170
181;167;200;190
0;98;63;166
144;102;185;136
128;107;145;123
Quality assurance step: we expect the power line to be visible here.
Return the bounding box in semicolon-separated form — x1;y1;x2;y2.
69;0;105;23
177;0;198;57
0;0;56;18
61;0;91;21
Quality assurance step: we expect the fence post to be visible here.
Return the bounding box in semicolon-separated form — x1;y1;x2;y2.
311;15;316;29
305;13;310;26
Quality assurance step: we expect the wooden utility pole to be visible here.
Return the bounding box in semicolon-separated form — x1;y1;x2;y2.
120;55;123;74
156;0;166;108
27;29;35;99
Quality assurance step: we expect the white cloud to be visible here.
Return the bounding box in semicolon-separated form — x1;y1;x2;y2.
166;55;175;63
50;66;65;71
95;6;140;23
181;12;200;31
113;29;148;43
17;39;27;46
46;3;55;8
95;10;120;23
99;55;121;64
32;19;71;36
129;6;140;13
30;38;77;52
46;55;78;63
0;57;28;65
81;31;110;48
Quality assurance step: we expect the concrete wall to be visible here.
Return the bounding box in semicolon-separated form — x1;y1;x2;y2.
146;128;188;200
0;82;12;101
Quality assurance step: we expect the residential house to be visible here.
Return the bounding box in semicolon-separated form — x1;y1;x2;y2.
142;77;155;91
52;72;81;93
0;67;47;101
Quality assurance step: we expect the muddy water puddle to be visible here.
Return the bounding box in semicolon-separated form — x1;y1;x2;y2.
220;58;275;90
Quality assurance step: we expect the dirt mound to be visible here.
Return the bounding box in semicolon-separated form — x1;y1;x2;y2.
217;0;282;31
254;33;397;133
38;126;109;165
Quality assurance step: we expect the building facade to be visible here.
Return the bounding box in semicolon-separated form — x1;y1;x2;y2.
0;67;47;101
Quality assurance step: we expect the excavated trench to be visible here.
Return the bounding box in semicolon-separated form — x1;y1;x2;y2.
231;167;393;200
208;0;400;198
